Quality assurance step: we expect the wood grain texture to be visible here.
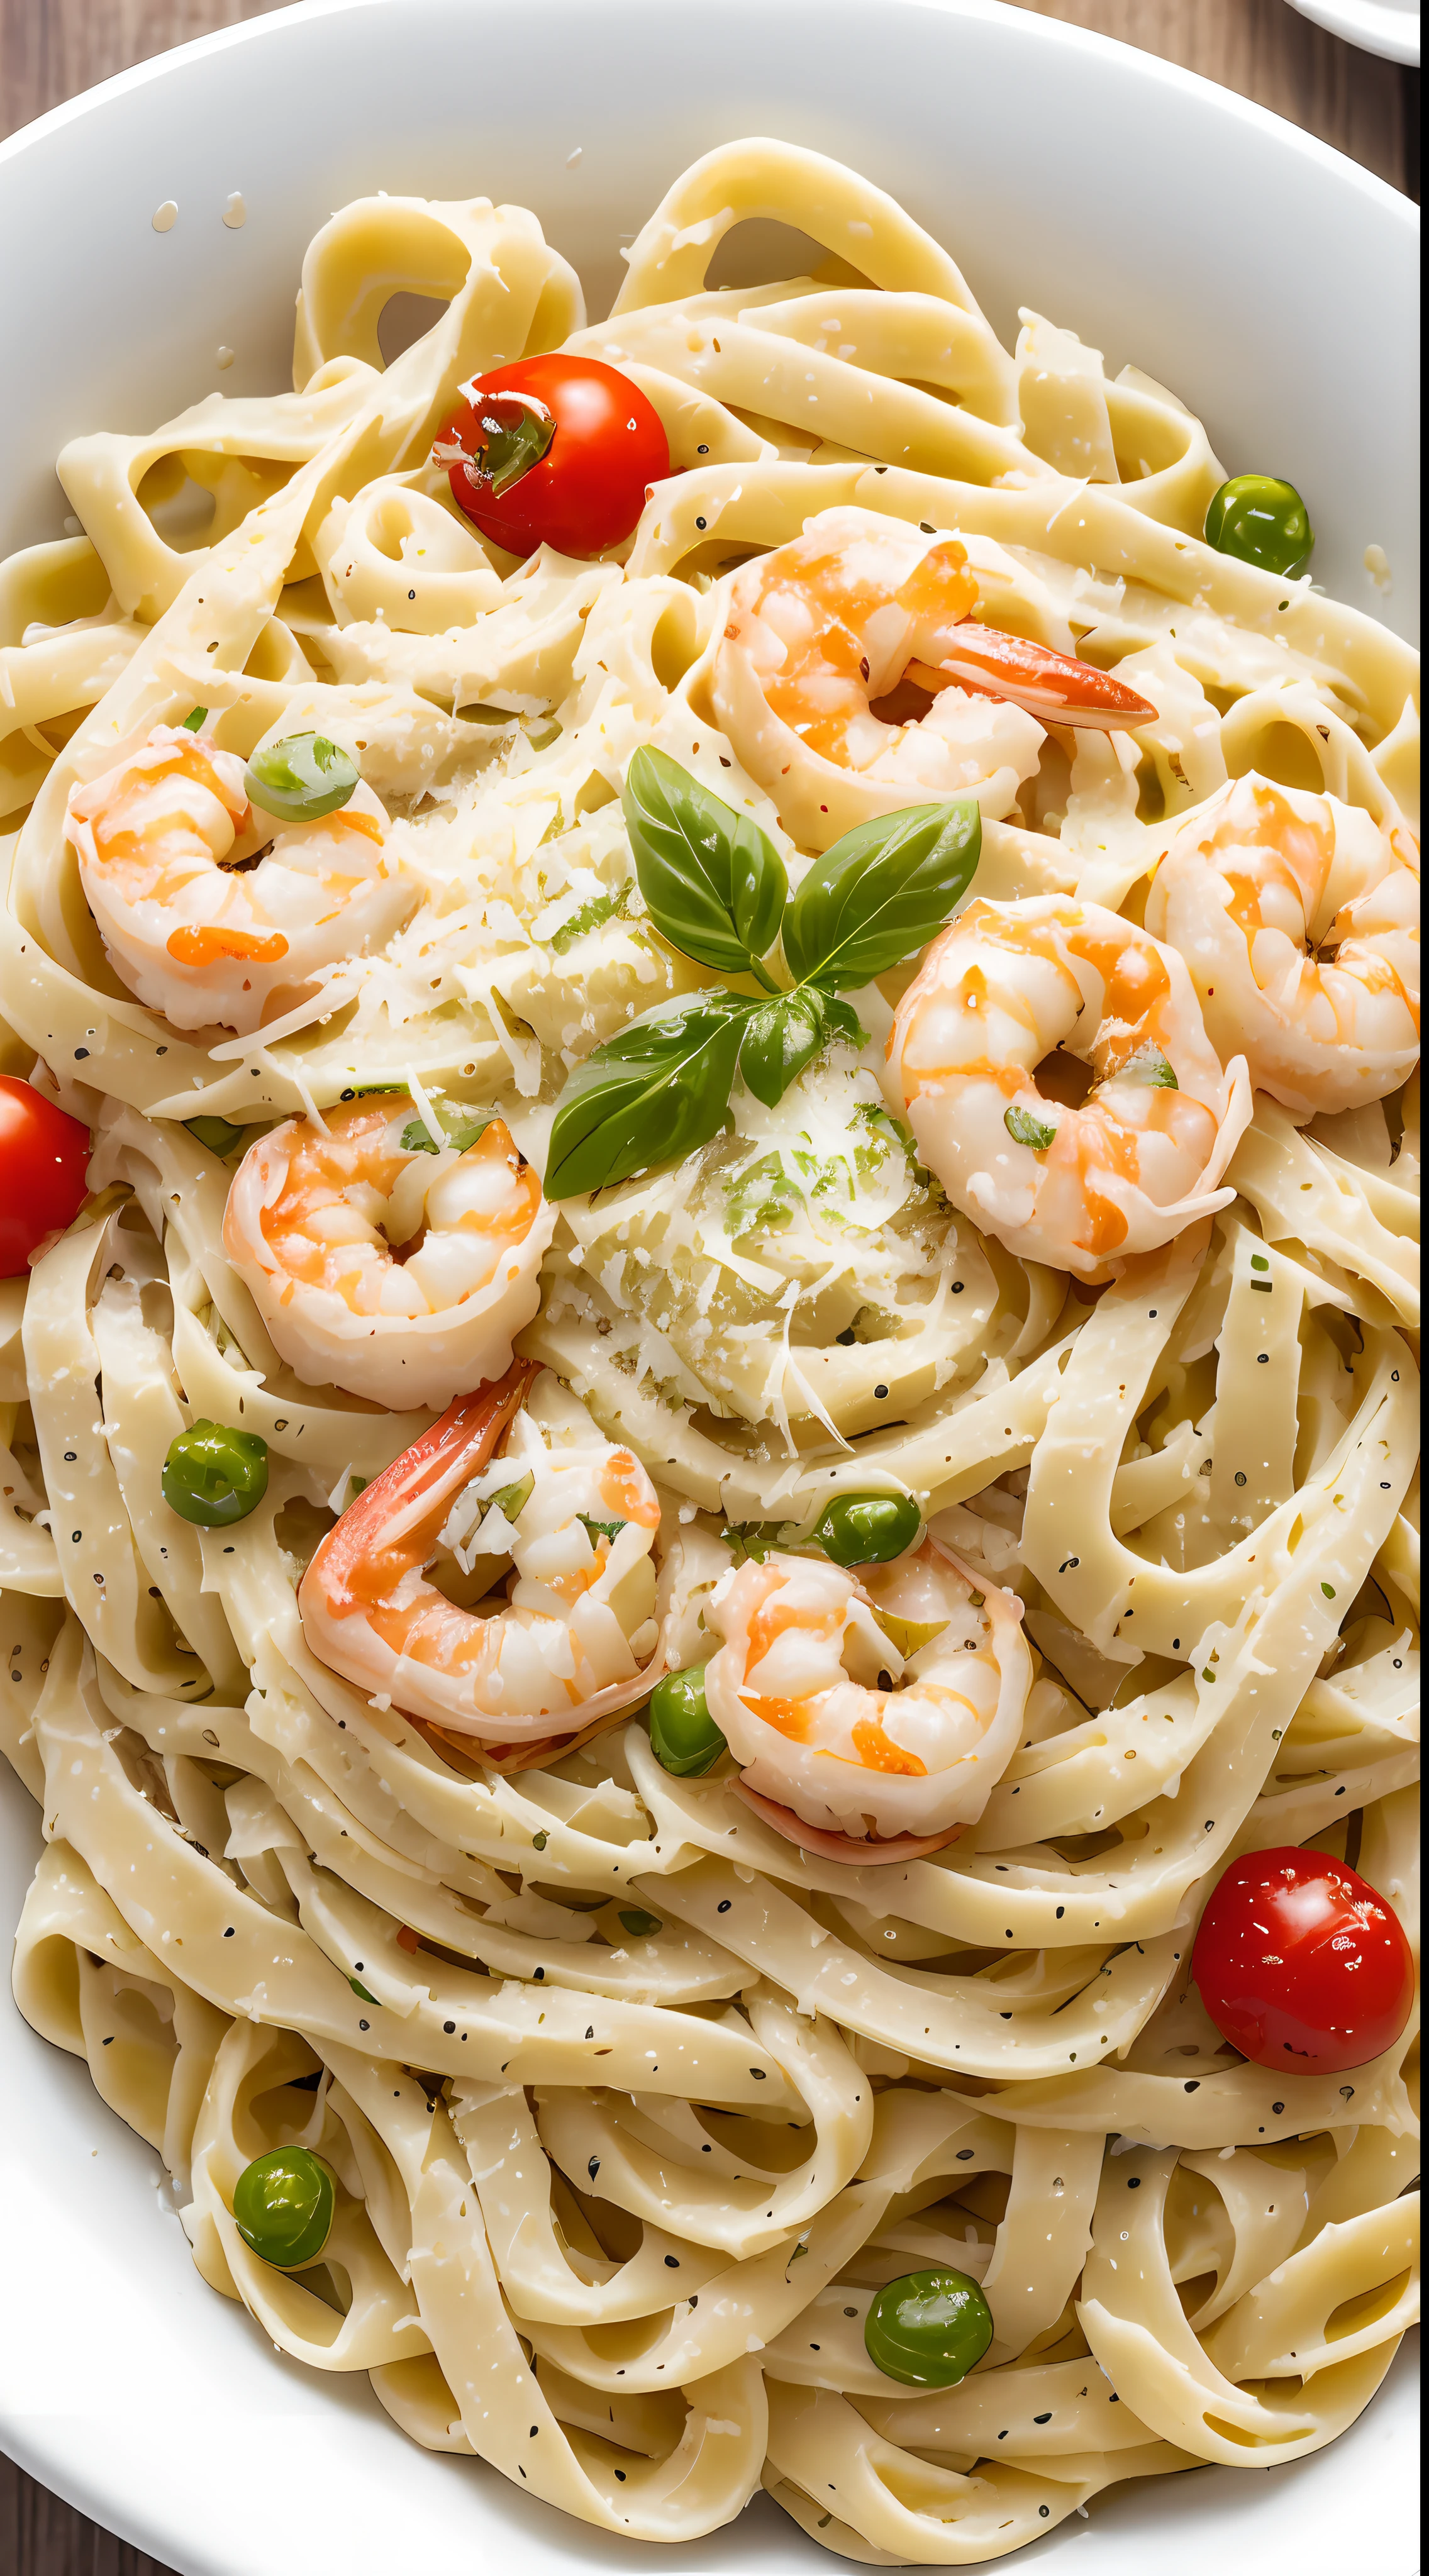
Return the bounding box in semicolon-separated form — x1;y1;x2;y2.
1;2450;181;2576
0;0;1417;2568
1003;0;1418;192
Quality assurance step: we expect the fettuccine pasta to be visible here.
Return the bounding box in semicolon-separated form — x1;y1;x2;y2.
0;139;1418;2562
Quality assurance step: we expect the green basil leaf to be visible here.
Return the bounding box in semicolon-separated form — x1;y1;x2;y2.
783;796;981;989
545;994;757;1199
1113;1045;1179;1089
820;994;870;1051
737;989;827;1109
623;747;786;980
1004;1104;1058;1152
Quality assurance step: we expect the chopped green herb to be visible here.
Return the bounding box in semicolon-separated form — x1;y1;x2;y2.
181;706;208;732
1004;1104;1058;1152
1114;1045;1179;1089
551;886;631;954
482;1472;535;1531
185;1114;245;1156
400;1109;493;1157
577;1512;626;1548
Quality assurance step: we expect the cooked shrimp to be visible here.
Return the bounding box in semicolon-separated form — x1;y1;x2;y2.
299;1362;664;1755
1145;774;1421;1116
890;894;1251;1282
703;1540;1030;1857
708;506;1154;852
223;1095;556;1409
64;722;409;1033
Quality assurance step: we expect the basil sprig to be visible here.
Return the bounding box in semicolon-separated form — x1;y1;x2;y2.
544;754;981;1200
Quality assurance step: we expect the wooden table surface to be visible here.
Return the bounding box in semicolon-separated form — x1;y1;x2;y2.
0;0;1418;2569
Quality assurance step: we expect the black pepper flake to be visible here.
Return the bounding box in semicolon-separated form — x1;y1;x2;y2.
533;1966;545;1981
664;2253;679;2267
750;2067;766;2079
874;1384;889;1399
1033;2411;1051;2424
585;2025;594;2040
1184;2079;1199;2092
224;1927;235;1937
717;1899;731;1913
1127;2175;1141;2189
589;2156;600;2178
694;516;707;530
1272;2102;1284;2114
443;2019;456;2033
359;2019;370;2031
75;1047;89;1060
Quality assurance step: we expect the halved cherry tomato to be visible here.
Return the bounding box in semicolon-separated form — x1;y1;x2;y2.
438;354;669;560
1193;1846;1415;2077
0;1075;90;1275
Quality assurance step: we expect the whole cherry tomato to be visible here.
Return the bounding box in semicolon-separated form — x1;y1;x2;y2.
0;1075;90;1275
1193;1846;1415;2077
438;354;669;560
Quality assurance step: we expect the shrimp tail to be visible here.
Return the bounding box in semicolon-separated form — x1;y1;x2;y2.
907;632;1157;730
300;1359;538;1634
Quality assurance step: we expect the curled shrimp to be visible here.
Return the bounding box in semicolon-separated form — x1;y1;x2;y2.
1144;774;1421;1116
223;1094;556;1410
703;1540;1030;1858
889;894;1251;1282
299;1362;664;1758
64;722;409;1033
708;506;1154;852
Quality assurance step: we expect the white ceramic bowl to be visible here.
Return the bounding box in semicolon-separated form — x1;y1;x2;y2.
1289;0;1420;67
0;4;1420;2569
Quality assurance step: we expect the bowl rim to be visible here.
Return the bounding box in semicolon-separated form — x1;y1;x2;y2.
0;0;1420;232
0;2;1420;2568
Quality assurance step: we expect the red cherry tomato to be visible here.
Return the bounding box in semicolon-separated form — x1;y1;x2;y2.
440;355;669;560
1193;1846;1415;2077
0;1075;91;1275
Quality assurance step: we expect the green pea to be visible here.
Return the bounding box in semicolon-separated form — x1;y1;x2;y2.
185;1114;245;1157
244;731;359;824
648;1666;726;1777
864;2267;993;2389
618;1909;663;1939
162;1420;269;1526
233;2145;335;2269
1203;474;1314;580
808;1490;921;1567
